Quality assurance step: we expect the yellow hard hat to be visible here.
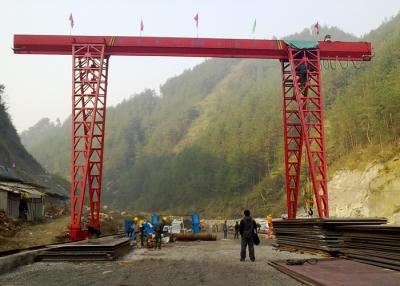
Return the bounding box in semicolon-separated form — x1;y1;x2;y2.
133;216;139;221
139;220;144;225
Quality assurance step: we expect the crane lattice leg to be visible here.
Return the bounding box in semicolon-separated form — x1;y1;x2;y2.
70;44;109;240
282;48;329;219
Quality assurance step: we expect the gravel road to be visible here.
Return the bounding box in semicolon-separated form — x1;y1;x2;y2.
0;236;319;286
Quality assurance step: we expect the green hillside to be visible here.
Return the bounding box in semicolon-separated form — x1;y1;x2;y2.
0;85;69;195
21;14;400;217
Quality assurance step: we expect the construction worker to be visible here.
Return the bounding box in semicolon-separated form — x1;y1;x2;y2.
239;209;257;262
19;192;29;220
234;221;240;239
223;220;228;239
267;214;273;228
133;220;141;248
139;220;145;247
267;214;273;238
296;62;308;88
153;218;165;250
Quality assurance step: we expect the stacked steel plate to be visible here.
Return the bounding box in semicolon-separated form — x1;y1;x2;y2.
273;218;387;253
337;225;400;271
37;236;131;261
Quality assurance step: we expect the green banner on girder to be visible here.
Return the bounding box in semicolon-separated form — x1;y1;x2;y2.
284;40;319;49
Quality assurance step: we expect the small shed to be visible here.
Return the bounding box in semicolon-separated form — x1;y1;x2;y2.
0;181;45;221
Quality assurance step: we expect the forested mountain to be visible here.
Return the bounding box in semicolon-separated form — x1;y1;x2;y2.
21;14;400;218
0;85;69;195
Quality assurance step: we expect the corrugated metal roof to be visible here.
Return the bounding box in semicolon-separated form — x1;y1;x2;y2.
0;181;45;198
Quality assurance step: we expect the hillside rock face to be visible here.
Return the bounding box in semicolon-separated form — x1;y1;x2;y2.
329;156;400;223
0;85;69;196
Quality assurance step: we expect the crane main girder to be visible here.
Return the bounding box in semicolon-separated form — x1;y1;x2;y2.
14;35;371;61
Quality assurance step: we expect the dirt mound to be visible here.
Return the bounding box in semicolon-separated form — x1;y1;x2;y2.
0;211;23;237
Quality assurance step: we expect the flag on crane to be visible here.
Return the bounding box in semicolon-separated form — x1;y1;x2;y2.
69;13;74;29
314;21;320;35
252;19;257;34
194;13;199;28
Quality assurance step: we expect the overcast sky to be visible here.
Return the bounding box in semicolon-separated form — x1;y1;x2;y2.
1;0;400;132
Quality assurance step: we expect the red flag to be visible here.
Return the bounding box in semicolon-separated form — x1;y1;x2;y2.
194;13;199;28
69;13;74;29
314;21;320;35
140;19;144;32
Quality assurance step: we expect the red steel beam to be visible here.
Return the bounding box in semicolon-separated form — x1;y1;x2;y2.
13;35;372;61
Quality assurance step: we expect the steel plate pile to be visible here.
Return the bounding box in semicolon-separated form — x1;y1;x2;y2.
337;225;400;271
37;236;131;261
273;218;387;254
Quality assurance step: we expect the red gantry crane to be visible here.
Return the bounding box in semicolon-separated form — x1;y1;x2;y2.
13;35;371;240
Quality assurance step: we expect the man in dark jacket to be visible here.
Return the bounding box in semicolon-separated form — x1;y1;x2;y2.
154;218;165;250
239;209;257;261
234;221;240;239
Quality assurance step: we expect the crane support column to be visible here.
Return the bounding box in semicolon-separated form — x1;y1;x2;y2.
281;60;304;219
70;44;109;240
282;48;329;219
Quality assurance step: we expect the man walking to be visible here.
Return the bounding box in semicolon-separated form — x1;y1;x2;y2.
223;220;228;239
234;221;240;239
239;209;257;261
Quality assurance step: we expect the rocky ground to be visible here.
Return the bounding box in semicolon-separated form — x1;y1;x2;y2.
0;234;318;286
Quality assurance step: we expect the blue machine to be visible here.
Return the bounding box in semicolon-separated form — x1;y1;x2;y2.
151;214;160;226
124;218;134;238
143;221;154;235
191;213;201;234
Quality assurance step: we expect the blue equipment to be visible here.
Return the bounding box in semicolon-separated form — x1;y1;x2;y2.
151;214;160;226
191;213;201;234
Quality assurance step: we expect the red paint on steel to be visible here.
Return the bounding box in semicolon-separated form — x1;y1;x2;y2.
13;35;372;61
281;61;303;219
12;34;372;239
283;48;329;218
70;44;108;240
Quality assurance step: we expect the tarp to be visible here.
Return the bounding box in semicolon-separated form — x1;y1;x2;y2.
284;40;319;49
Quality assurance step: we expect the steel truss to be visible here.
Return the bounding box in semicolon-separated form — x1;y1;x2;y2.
70;44;109;240
281;48;329;219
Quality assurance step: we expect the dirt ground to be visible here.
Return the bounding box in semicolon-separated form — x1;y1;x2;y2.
0;216;70;252
0;211;125;252
0;234;318;286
